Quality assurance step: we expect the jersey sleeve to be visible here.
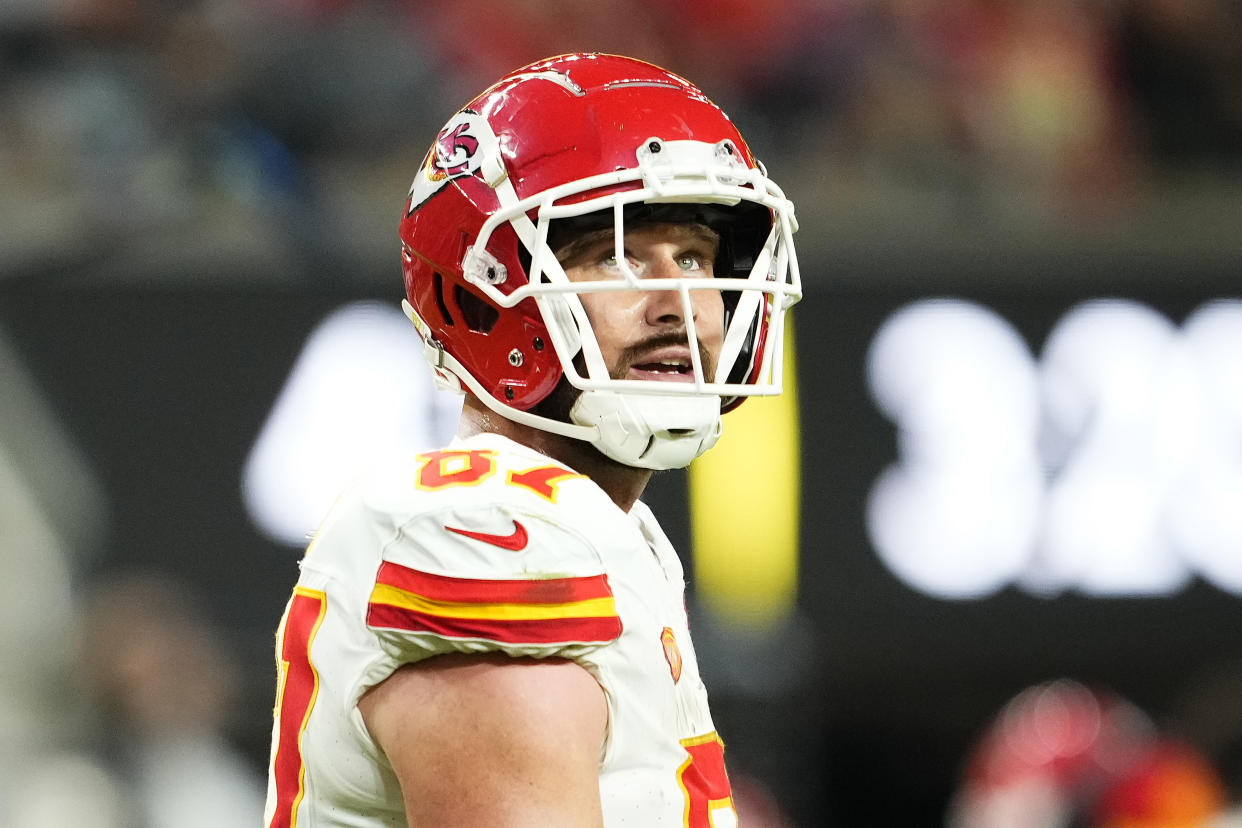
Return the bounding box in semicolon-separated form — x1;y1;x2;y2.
364;504;623;666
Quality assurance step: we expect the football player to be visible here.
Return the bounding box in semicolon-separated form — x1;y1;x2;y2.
264;52;801;827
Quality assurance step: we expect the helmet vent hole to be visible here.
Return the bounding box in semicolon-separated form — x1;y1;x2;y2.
432;272;454;326
454;285;500;333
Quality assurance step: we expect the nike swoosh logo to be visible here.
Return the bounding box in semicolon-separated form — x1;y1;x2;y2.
445;520;529;551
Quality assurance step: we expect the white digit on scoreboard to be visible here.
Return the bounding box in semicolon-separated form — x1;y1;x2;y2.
866;297;1242;599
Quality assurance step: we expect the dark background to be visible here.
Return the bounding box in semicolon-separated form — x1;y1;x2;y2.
3;266;1239;825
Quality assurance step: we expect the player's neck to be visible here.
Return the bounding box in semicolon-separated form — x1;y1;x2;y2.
458;397;651;513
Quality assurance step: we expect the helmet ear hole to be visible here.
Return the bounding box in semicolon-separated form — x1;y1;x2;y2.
454;285;500;333
432;272;455;326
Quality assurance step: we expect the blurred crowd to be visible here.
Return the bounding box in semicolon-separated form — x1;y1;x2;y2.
2;0;1240;284
0;568;264;826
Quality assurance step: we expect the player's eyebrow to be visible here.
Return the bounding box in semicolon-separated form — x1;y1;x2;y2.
679;224;720;250
554;223;718;266
554;228;615;265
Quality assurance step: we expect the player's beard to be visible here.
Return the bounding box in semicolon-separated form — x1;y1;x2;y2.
611;330;717;384
533;329;718;425
529;373;581;424
530;331;719;476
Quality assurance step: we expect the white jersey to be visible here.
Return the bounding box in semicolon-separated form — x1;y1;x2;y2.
263;432;736;827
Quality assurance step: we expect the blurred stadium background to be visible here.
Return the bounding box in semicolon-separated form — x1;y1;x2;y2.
2;0;1241;825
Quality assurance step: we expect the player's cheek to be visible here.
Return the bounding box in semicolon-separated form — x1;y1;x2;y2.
696;293;726;343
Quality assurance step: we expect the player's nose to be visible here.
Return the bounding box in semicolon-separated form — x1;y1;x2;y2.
642;276;690;326
643;246;683;279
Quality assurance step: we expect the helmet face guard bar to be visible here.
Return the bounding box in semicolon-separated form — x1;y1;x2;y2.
460;137;802;404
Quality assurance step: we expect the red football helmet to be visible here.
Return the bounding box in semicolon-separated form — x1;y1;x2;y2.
399;53;801;469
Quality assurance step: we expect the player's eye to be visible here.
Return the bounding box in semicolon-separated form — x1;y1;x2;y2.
600;251;638;274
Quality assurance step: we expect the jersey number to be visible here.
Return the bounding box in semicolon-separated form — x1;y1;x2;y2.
268;588;327;828
679;732;737;827
416;449;584;502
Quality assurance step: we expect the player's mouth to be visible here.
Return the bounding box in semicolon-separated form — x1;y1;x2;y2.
627;349;697;382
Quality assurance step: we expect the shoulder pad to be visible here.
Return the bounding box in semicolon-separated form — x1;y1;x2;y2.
366;505;622;660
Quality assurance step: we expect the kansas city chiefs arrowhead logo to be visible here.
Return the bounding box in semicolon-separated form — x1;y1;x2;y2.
661;626;683;683
407;110;499;214
434;122;480;176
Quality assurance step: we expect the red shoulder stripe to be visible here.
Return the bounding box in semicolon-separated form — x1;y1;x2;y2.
367;602;622;645
374;560;612;605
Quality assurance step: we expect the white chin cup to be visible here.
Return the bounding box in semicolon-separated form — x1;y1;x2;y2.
570;390;722;470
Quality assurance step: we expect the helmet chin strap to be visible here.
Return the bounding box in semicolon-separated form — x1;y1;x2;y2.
570;390;722;470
